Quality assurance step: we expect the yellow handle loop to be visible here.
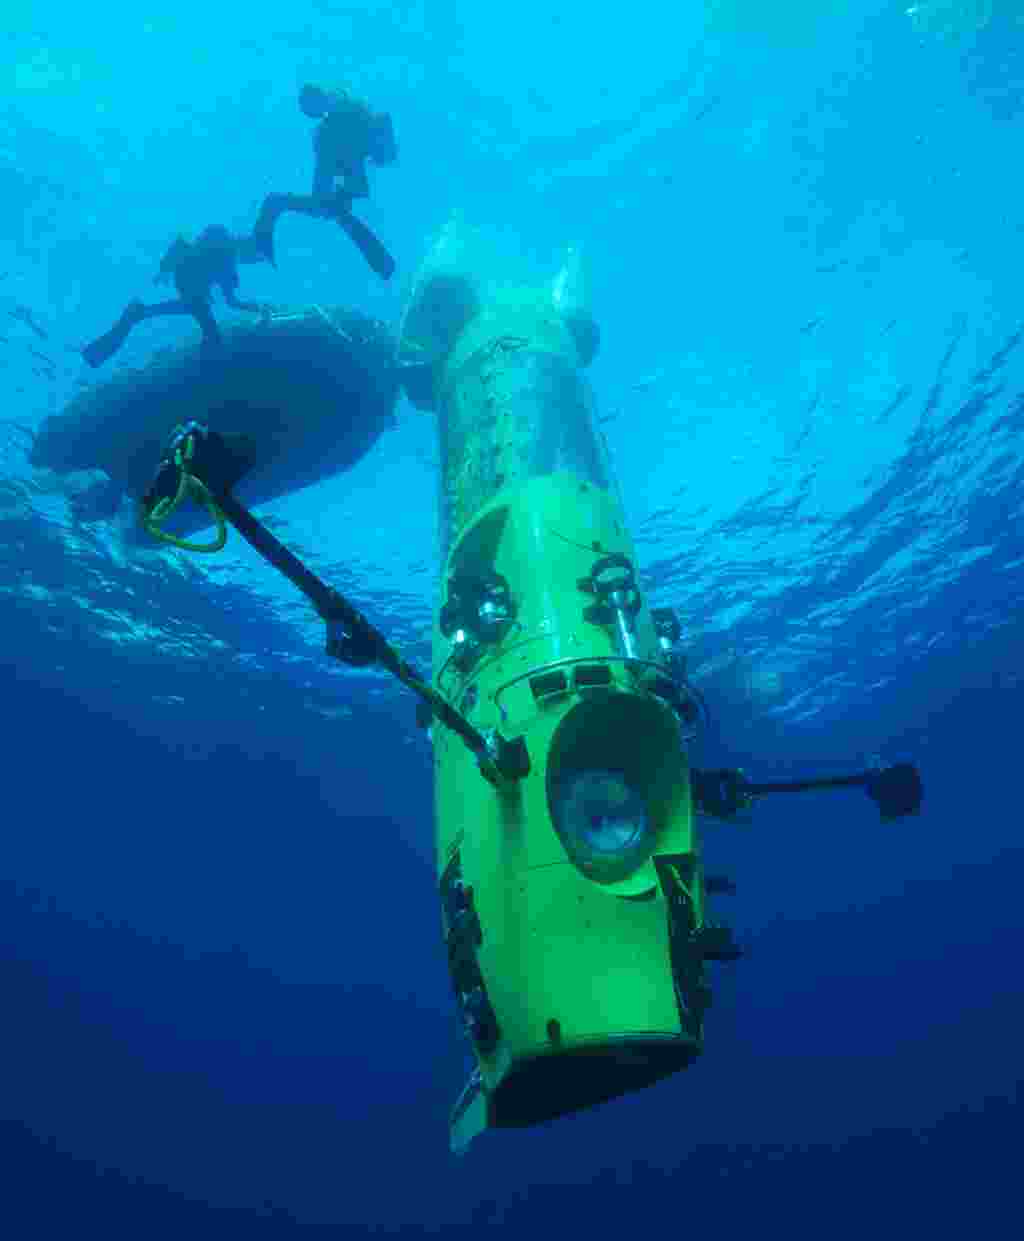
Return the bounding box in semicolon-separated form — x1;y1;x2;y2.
140;451;228;554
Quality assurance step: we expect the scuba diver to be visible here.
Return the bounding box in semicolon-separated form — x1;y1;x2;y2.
251;83;398;281
81;225;269;368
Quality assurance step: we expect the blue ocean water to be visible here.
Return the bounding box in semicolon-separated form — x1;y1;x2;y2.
1;1;1021;1235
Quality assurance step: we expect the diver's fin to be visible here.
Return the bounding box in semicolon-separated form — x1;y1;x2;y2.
335;210;396;280
251;195;289;267
81;309;138;368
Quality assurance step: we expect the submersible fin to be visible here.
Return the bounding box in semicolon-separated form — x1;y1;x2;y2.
449;1070;487;1157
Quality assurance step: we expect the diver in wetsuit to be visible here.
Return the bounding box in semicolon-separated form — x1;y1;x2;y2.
81;225;268;368
252;84;398;281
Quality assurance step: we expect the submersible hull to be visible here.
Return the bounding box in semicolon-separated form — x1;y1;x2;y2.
399;244;708;1153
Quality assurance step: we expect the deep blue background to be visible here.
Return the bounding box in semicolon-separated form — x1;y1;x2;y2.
3;1;1023;1235
2;613;1020;1236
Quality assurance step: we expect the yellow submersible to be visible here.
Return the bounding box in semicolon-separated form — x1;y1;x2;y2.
397;227;722;1153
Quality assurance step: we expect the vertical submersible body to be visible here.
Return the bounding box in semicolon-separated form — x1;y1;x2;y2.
399;245;711;1153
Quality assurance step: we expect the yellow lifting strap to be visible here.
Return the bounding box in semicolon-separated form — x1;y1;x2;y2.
139;433;228;554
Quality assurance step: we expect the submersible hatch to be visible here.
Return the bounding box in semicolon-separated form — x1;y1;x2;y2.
398;235;716;1154
31;305;400;525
